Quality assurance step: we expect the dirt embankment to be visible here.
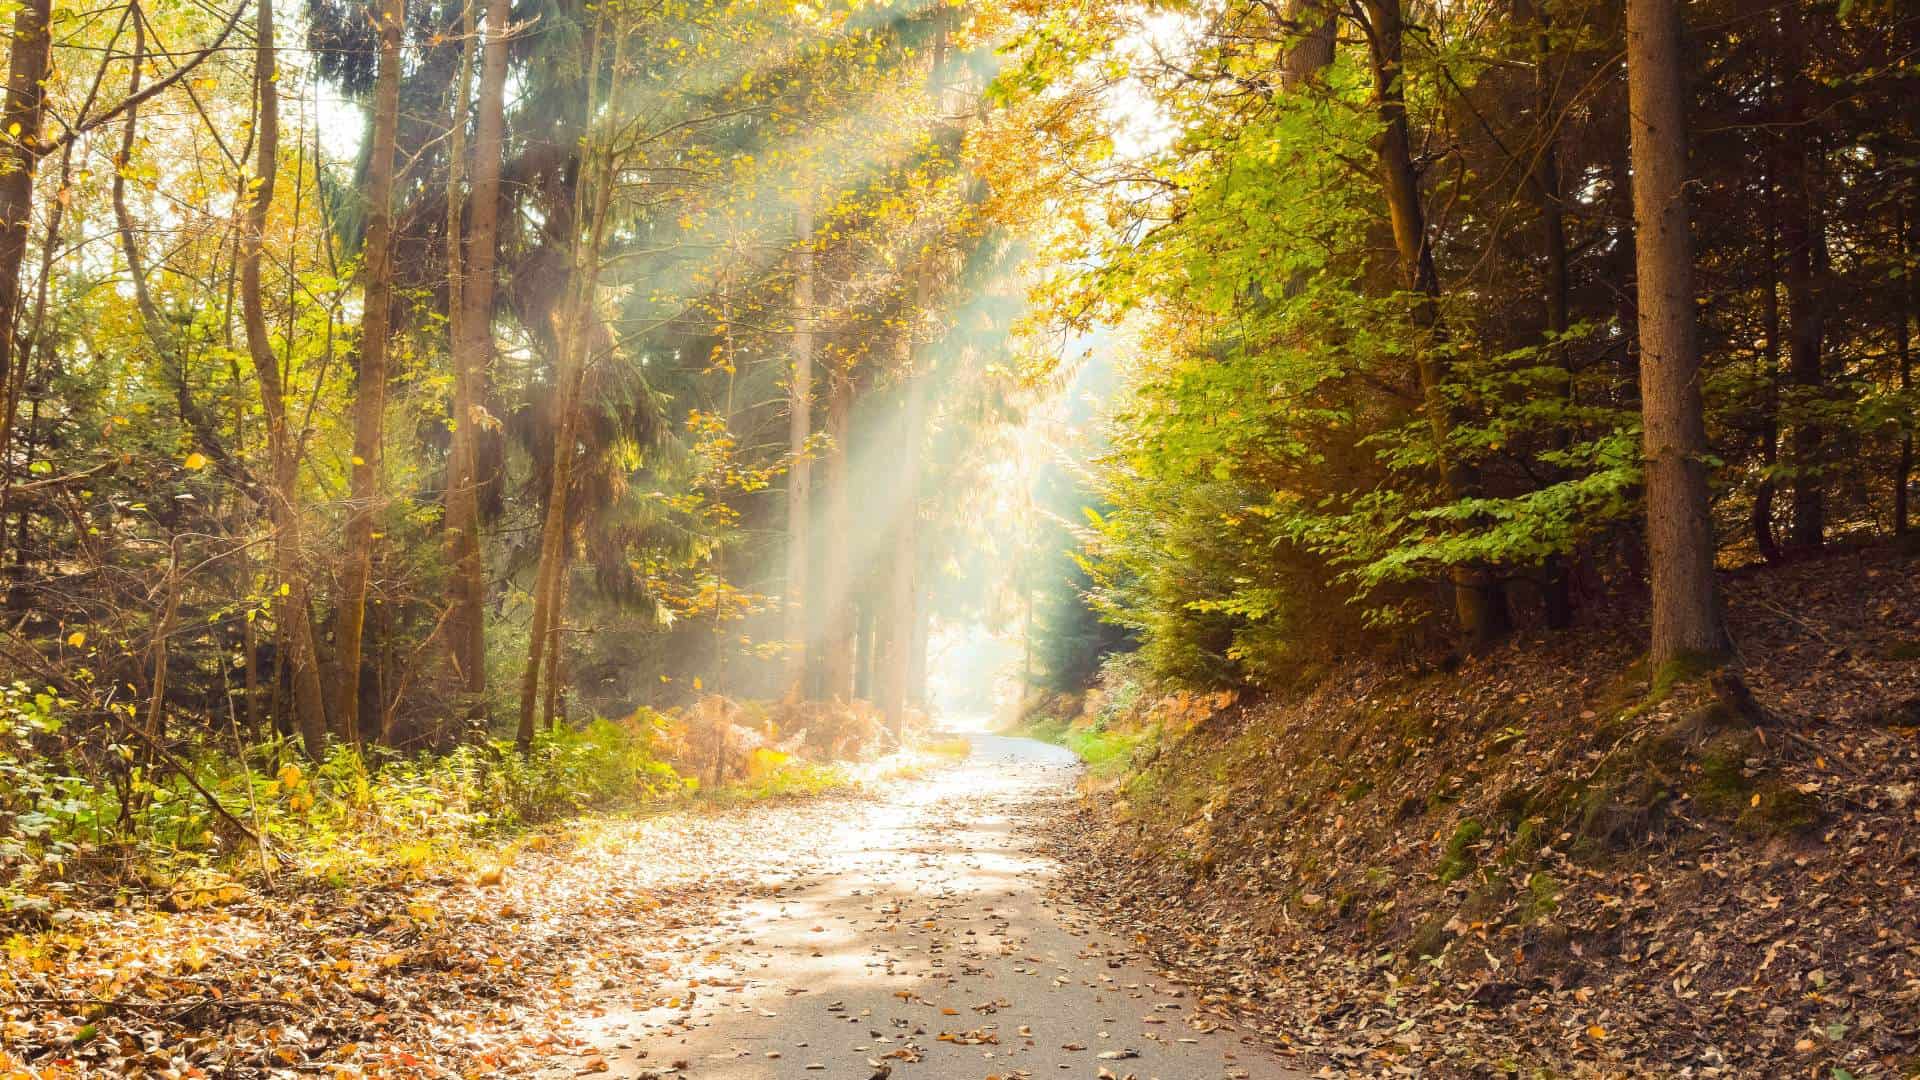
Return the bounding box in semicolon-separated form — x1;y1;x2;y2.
1038;543;1920;1077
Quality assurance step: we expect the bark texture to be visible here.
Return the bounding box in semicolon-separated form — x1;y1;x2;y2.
334;0;405;745
1363;0;1510;646
242;0;332;756
1624;0;1727;666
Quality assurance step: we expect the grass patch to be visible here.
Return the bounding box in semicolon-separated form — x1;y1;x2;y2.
1013;714;1155;780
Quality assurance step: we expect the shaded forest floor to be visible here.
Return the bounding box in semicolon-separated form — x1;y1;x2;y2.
1032;541;1920;1078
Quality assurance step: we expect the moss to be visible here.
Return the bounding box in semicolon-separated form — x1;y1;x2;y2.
1340;779;1374;804
1503;815;1548;867
1650;649;1725;700
1521;872;1560;923
1575;769;1672;854
1437;819;1486;885
1737;782;1822;836
1691;731;1762;817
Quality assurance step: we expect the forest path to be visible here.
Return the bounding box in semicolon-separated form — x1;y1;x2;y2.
544;735;1299;1080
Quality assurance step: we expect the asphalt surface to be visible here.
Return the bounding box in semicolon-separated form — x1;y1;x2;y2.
561;735;1304;1080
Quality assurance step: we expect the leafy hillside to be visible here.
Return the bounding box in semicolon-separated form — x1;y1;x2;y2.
1028;544;1920;1077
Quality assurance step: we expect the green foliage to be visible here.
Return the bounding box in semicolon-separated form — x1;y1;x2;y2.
0;691;689;914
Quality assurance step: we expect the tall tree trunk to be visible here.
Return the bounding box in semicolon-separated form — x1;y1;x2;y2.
879;393;923;735
820;363;855;702
518;25;617;750
243;0;331;757
1519;0;1575;629
334;0;405;746
1625;0;1726;668
1898;198;1914;535
1780;4;1825;550
446;0;504;717
0;0;51;510
881;280;929;739
1362;0;1509;647
1754;182;1783;562
518;320;588;750
784;196;815;697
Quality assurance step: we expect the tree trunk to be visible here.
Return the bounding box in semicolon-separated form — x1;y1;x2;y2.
1625;0;1727;668
1521;0;1575;629
1362;0;1509;647
541;556;568;730
334;0;405;746
446;0;504;718
517;26;618;750
1780;4;1825;551
1279;0;1336;92
0;0;51;505
1898;198;1914;535
784;196;815;697
820;363;855;702
881;287;928;739
517;324;588;750
1754;181;1783;563
243;0;332;758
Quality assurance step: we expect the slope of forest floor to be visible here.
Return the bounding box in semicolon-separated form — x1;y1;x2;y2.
1026;542;1920;1078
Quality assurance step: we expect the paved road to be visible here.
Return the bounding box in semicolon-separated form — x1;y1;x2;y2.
562;735;1303;1080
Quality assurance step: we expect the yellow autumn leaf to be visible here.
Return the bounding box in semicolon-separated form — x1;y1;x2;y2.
1587;1025;1607;1040
184;452;208;470
66;630;86;648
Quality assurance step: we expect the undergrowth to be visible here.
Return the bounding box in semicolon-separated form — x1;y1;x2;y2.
0;690;859;920
1015;712;1153;780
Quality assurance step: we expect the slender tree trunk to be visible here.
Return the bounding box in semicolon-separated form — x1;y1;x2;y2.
334;0;405;746
820;363;855;702
784;197;815;697
1519;0;1575;629
446;0;504;717
1898;199;1914;535
1779;4;1825;550
243;0;331;757
881;284;928;739
518;24;616;750
1754;184;1783;562
541;556;568;730
0;0;51;509
1625;0;1726;668
1362;0;1509;646
518;323;588;749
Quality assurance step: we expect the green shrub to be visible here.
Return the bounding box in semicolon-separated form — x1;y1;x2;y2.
1;698;688;913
